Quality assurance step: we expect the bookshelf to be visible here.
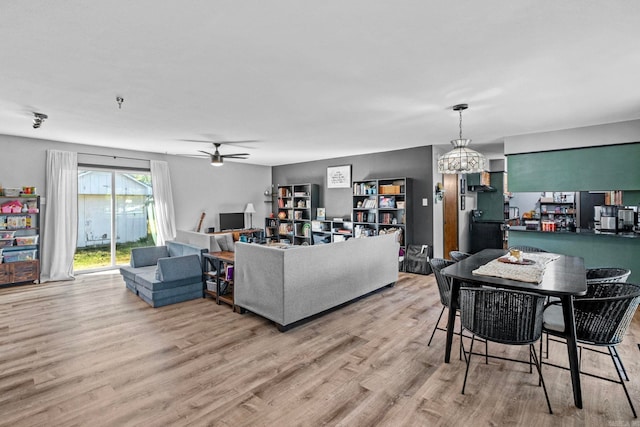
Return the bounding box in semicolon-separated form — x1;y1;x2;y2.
274;183;319;245
311;219;353;244
353;177;409;267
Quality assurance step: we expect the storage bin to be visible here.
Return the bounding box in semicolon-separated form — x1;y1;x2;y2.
379;185;400;194
3;249;37;263
3;188;21;197
0;230;16;239
15;235;38;246
0;239;14;249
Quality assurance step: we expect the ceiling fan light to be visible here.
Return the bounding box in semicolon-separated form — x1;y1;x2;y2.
210;155;223;166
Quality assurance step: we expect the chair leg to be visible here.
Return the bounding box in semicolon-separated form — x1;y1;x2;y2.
530;344;553;415
461;335;476;395
427;306;446;347
610;346;629;382
607;346;637;418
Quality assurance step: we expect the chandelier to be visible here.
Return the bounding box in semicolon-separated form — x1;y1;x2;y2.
437;103;486;174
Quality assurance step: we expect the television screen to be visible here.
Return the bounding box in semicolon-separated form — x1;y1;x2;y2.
219;212;245;231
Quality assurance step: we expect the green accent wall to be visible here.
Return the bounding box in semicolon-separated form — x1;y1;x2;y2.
507;143;640;192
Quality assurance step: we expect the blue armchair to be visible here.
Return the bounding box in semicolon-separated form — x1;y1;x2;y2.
119;240;206;307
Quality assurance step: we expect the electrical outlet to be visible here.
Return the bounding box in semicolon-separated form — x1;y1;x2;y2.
422;198;428;207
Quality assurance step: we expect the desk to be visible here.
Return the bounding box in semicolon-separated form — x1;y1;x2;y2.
442;248;587;408
203;251;236;310
209;229;263;242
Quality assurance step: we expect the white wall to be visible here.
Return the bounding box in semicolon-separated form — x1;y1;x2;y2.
0;135;271;240
505;119;640;154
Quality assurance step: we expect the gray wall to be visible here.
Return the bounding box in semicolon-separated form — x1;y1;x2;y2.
0;135;271;239
272;146;434;246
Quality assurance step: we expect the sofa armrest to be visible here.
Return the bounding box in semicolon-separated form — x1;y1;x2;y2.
157;254;202;282
131;246;169;268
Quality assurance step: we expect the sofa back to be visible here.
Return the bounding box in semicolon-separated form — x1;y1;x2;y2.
174;229;235;252
235;234;399;326
167;240;208;261
130;246;169;268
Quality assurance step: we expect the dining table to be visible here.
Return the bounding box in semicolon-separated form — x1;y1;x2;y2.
441;248;588;408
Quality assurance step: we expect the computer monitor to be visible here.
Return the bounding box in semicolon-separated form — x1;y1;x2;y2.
219;212;245;231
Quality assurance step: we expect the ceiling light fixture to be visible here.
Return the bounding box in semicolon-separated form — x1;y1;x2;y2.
32;112;48;129
116;96;124;109
437;103;486;174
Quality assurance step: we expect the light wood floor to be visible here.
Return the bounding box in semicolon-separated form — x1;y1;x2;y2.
0;271;638;427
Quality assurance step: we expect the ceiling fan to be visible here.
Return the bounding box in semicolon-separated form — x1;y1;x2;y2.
198;142;250;167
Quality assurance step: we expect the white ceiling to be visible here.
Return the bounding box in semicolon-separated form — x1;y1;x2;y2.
2;1;640;166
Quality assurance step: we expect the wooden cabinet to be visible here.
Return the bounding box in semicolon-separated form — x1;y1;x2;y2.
275;183;318;245
0;260;39;285
0;195;40;286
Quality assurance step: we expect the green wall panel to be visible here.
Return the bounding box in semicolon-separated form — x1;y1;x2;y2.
509;230;640;283
507;143;640;192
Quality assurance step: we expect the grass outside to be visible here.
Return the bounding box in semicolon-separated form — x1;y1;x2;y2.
74;234;155;270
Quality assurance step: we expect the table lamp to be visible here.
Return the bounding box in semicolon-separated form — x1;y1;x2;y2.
244;203;256;228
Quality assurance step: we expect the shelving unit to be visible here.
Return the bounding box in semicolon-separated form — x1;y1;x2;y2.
0;195;40;286
539;195;577;231
352;178;409;267
275;183;318;245
203;251;235;310
311;219;353;243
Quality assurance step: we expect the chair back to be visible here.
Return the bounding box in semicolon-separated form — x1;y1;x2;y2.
585;267;631;284
429;258;456;307
508;245;547;253
449;251;471;262
573;282;640;345
459;287;546;345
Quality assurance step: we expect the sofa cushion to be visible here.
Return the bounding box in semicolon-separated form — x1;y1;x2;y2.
215;233;235;252
120;265;157;282
137;286;203;308
157;254;202;282
136;281;202;301
166;240;207;259
134;270;202;292
130;246;169;268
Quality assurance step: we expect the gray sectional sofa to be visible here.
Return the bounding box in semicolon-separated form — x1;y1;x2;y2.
120;240;206;307
234;234;400;330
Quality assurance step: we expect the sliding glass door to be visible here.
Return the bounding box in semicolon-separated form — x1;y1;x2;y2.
74;168;156;272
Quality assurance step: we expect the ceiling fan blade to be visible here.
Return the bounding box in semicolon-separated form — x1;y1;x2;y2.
222;153;249;159
198;150;213;156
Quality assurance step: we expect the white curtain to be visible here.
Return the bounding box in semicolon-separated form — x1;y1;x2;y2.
150;160;176;245
41;150;78;282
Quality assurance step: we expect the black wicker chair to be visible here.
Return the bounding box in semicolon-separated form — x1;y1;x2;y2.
585;267;631;284
427;259;457;348
460;287;552;414
541;282;640;417
427;258;486;361
449;251;471;262
507;245;548;253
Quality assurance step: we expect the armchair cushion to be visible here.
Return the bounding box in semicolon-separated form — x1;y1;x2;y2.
130;246;169;268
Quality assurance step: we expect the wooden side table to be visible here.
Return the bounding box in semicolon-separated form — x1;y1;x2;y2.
203;251;235;309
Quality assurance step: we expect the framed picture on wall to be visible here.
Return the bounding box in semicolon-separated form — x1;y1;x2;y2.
327;165;351;188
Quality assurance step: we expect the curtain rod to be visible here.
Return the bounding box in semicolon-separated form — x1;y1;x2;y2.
77;152;152;162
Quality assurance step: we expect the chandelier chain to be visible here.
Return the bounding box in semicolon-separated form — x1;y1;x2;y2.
459;109;463;140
